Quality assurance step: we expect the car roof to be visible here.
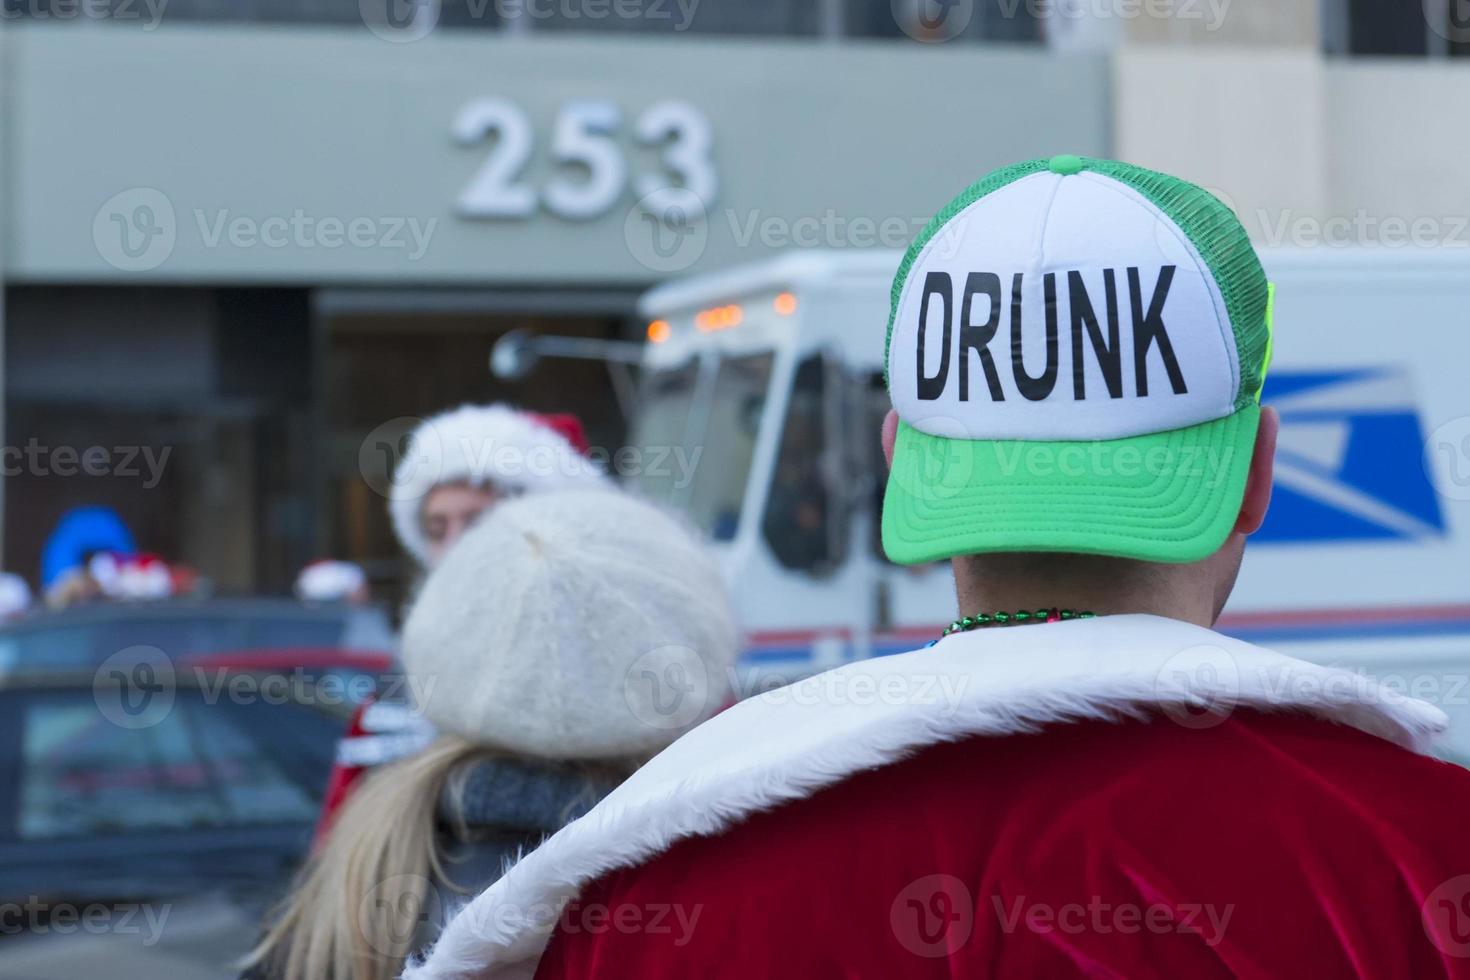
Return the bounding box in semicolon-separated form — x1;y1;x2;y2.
0;596;368;634
0;649;393;691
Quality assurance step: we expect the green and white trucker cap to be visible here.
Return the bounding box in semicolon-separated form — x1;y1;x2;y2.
882;155;1274;565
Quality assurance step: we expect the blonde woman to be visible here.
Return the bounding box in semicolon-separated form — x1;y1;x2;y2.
243;489;737;980
311;405;609;840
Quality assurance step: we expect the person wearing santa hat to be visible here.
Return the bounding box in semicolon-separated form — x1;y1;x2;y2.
404;158;1470;980
314;405;611;842
245;489;736;980
388;404;607;569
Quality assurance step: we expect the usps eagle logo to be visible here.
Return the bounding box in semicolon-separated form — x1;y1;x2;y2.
1259;368;1446;542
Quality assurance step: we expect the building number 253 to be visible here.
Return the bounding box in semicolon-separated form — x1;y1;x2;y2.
452;98;717;223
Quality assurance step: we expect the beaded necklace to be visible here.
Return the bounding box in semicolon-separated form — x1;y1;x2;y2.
941;607;1095;638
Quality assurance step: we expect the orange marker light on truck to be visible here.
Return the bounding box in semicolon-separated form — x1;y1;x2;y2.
774;292;798;316
695;305;743;332
647;320;671;343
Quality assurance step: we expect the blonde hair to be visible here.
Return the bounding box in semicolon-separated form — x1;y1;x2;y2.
244;737;636;980
243;736;486;980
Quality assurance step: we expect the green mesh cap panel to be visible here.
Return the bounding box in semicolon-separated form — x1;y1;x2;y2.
884;157;1270;410
1081;158;1269;410
882;158;1049;387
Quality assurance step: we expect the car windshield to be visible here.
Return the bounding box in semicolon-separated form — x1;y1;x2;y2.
16;690;335;840
625;350;775;540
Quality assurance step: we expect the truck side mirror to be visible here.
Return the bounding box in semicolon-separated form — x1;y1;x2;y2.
490;329;539;380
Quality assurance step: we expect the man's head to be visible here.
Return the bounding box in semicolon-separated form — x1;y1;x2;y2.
880;156;1277;625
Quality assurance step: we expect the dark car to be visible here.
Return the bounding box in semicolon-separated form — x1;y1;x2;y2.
0;654;396;979
0;599;398;975
0;655;391;907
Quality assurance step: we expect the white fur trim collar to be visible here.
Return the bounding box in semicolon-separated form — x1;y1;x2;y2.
404;614;1447;980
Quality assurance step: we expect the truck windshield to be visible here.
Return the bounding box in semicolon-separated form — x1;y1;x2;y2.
625;350;775;541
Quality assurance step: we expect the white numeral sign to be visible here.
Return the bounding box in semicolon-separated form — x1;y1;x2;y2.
454;99;717;222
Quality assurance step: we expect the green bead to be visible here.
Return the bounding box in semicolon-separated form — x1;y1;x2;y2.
1014;610;1031;622
976;614;992;625
994;612;1010;624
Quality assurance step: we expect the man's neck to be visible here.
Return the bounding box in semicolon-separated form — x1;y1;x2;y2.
951;556;1222;629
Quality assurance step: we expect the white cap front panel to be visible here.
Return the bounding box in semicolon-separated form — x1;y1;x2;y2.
887;171;1239;441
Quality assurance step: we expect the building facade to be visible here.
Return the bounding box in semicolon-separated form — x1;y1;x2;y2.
0;0;1464;594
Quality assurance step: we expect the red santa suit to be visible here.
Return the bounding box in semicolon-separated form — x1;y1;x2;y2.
404;615;1470;980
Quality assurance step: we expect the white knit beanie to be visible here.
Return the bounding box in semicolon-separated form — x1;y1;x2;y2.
388;404;609;565
401;489;738;760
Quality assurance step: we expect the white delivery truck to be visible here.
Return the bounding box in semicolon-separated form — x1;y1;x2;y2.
503;248;1470;758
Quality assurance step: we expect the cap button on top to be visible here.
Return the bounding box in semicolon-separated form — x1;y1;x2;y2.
1048;154;1084;176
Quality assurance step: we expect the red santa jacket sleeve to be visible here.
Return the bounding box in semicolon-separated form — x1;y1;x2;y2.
534;710;1470;979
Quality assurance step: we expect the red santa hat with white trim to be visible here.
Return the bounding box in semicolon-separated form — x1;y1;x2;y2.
388;404;609;565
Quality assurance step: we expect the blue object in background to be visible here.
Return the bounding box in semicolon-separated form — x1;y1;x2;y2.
40;506;137;589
